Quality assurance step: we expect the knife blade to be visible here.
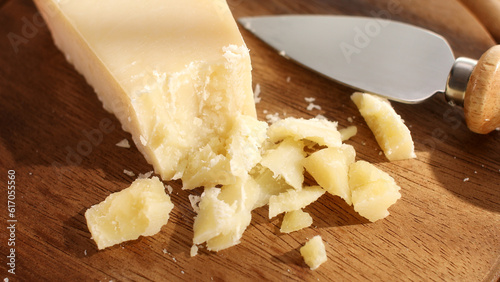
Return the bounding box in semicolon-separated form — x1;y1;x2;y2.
238;15;500;134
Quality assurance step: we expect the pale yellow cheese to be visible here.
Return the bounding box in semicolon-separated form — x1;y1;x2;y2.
351;92;416;161
267;118;342;148
300;235;327;270
280;209;313;233
250;165;293;209
268;186;325;219
85;177;173;250
193;175;259;251
348;161;401;222
260;138;306;190
303;144;356;205
34;0;257;187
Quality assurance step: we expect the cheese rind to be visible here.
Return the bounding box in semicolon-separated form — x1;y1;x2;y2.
84;177;173;250
34;0;257;186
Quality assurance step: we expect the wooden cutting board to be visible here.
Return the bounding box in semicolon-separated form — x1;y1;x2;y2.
1;0;499;280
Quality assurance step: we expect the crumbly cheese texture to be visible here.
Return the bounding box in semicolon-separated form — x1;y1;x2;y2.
303;145;356;205
34;0;257;186
280;209;313;234
85;177;173;250
351;92;416;161
300;235;327;270
349;161;401;222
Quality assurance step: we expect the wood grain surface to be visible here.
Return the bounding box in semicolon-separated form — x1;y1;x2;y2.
0;0;499;281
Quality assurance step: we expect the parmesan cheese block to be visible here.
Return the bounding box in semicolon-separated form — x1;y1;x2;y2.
34;0;257;187
351;92;416;161
85;177;173;250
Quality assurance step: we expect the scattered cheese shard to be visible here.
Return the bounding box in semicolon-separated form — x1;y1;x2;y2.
351;92;416;161
267;118;342;148
193;176;259;251
250;165;293;209
260;138;306;190
303;145;356;205
280;209;313;233
339;125;357;141
348;161;401;222
34;0;257;188
300;235;327;270
268;186;325;219
85;177;173;250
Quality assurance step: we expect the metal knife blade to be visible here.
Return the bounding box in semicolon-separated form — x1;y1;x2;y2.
238;15;456;104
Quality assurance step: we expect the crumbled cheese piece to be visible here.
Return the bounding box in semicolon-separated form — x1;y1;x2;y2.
85;177;174;249
115;139;130;148
123;169;135;177
189;194;202;213
279;50;286;56
266;113;281;124
190;245;199;257
347;117;354;123
304;97;316;103
300;235;327;270
165;184;173;194
463;177;470;182
138;171;154;179
314;114;327;120
286;76;291;83
306;103;322;111
254;83;262;104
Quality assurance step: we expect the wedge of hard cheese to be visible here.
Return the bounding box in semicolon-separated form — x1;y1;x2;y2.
34;0;257;187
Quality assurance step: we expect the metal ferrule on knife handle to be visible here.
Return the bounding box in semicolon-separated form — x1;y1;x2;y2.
446;45;500;134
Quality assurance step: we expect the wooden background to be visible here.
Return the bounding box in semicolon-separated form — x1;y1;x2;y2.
1;0;499;281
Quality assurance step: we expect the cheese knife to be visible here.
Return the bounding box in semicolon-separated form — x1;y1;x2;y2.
238;15;500;134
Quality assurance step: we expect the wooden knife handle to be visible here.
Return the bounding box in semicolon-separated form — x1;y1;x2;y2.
458;0;500;42
464;45;500;134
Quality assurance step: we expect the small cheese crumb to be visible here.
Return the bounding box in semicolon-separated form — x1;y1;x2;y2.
347;117;354;123
463;177;470;182
188;194;201;213
305;97;316;103
84;250;87;256
190;245;199;257
307;103;322;111
286;76;291;83
266;113;281;124
279;50;286;56
165;185;173;194
123;169;135;177
138;171;153;179
116;139;130;148
162;249;168;254
254;83;262;104
314;114;327;120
